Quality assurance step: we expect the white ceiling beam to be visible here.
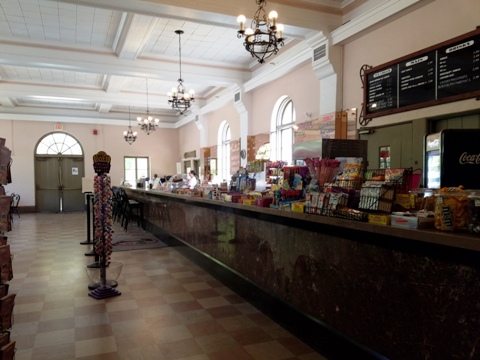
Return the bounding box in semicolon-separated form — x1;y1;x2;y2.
0;97;15;108
0;41;250;87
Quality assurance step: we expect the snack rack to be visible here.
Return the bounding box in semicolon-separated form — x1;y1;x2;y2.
358;182;396;212
306;167;414;221
358;168;414;213
303;139;368;221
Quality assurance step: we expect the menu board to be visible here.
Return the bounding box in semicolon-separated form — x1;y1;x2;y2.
364;28;480;119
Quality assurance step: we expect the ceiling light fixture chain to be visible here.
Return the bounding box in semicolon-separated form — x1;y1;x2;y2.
167;30;195;115
123;106;137;145
137;78;159;135
236;0;284;64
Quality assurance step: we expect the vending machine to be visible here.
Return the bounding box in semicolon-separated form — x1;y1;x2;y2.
424;129;480;189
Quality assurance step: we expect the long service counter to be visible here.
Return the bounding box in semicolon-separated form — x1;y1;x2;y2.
125;187;480;360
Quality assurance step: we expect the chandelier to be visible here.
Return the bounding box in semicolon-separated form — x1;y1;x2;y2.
137;79;159;135
167;30;195;115
123;106;137;145
237;0;284;64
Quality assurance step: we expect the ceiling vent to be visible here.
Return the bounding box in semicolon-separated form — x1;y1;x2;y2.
313;44;327;63
195;115;203;130
234;92;241;103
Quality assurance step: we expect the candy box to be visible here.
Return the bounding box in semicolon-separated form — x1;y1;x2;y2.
368;213;391;225
394;193;417;211
391;214;418;229
255;197;273;207
243;199;255;206
291;202;306;213
391;214;435;229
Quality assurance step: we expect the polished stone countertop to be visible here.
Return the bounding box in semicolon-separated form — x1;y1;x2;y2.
125;187;480;359
126;187;480;253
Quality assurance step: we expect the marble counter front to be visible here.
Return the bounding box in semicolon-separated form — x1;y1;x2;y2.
126;188;480;360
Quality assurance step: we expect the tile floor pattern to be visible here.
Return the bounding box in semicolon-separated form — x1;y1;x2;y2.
6;212;327;360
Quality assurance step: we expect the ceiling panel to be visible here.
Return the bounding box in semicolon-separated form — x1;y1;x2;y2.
0;0;414;126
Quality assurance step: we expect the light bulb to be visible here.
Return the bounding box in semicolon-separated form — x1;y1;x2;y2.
237;15;246;31
245;28;254;43
276;24;283;39
269;11;278;28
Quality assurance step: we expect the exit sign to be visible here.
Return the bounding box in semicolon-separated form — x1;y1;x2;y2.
55;123;63;130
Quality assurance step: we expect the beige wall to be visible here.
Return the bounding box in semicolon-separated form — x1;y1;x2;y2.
342;0;480;126
3;0;479;208
250;62;320;136
178;121;200;165
204;101;241;145
1;119;179;207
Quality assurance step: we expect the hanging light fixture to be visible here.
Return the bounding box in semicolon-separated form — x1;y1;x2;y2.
137;79;159;135
167;30;195;115
123;106;137;145
237;0;285;64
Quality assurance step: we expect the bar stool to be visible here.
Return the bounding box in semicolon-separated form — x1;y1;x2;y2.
111;187;122;224
9;194;19;221
118;188;144;231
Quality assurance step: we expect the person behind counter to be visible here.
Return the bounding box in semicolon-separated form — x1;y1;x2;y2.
188;170;198;189
150;173;161;189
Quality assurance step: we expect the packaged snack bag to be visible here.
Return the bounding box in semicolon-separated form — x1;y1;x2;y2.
434;186;469;231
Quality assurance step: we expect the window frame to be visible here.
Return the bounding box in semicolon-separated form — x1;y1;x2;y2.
270;97;296;164
35;132;83;156
124;156;149;185
219;122;231;182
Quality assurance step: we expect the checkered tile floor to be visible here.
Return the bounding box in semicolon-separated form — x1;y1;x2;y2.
6;212;326;360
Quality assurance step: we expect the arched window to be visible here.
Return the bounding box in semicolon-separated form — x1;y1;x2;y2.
218;121;231;182
36;132;83;155
270;96;295;164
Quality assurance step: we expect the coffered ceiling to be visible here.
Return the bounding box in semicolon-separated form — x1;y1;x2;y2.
0;0;425;128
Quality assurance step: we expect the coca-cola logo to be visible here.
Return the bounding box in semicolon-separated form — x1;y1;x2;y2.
459;152;480;164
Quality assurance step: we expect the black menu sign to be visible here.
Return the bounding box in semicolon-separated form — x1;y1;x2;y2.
364;28;480;119
366;66;397;113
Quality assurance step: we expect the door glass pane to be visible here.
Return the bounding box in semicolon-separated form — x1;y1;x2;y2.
379;146;390;169
125;170;136;184
281;128;292;164
124;157;136;183
281;102;292;125
137;158;148;179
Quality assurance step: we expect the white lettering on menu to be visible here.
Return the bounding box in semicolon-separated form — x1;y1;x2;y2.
459;152;480;164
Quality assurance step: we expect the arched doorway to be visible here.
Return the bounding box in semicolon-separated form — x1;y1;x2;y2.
34;132;85;213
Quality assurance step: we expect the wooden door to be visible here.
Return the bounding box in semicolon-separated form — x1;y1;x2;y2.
35;156;85;212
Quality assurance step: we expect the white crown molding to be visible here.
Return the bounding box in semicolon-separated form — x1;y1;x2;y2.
243;40;315;93
331;0;425;45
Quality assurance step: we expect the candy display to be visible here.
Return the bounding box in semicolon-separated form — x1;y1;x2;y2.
93;173;113;264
